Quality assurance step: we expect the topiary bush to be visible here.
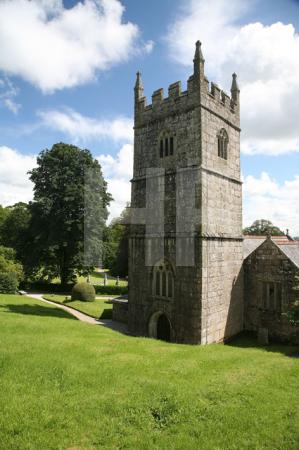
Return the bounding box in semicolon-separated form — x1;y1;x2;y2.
71;282;95;302
0;272;19;294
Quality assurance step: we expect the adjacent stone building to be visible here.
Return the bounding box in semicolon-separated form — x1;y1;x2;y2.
244;235;299;342
112;41;299;344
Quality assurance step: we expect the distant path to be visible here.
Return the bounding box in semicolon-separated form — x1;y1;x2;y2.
24;293;128;333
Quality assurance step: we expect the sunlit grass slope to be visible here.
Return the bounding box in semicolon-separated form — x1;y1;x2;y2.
0;294;298;450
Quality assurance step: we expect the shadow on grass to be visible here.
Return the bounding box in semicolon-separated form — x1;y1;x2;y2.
226;331;299;357
100;308;113;320
0;303;76;320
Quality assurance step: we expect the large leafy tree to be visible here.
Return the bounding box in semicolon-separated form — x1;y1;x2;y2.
243;219;284;236
103;206;130;277
27;143;112;285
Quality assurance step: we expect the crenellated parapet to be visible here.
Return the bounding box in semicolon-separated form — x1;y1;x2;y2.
134;41;240;126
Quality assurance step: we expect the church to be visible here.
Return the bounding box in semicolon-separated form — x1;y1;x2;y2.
112;41;299;345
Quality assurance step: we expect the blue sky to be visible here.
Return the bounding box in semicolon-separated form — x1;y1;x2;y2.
0;0;299;233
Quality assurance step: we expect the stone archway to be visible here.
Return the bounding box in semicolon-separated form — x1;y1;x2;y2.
148;311;171;342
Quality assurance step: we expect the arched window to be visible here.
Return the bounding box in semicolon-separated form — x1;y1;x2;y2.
153;261;174;299
159;132;175;158
217;128;228;160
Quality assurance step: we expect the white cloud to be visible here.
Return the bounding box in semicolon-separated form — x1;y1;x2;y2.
166;0;299;155
39;108;133;143
0;77;21;114
97;144;133;221
4;98;21;115
0;0;152;92
243;172;299;236
0;146;36;206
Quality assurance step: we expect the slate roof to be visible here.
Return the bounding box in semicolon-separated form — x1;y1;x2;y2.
243;235;299;268
277;244;299;268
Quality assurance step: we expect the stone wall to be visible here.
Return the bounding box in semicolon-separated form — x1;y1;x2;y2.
111;298;128;324
244;238;299;342
128;42;243;344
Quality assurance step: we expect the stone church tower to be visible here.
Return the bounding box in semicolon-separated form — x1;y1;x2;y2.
128;41;243;344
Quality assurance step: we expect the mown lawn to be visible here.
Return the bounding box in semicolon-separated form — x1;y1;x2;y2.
77;270;128;287
0;294;298;450
42;294;114;319
51;270;128;287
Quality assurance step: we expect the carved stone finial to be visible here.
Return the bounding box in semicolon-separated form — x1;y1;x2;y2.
134;71;144;101
231;73;240;103
193;40;205;76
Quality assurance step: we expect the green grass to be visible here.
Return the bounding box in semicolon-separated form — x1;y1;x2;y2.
42;294;114;319
77;270;128;287
52;270;127;287
0;294;298;450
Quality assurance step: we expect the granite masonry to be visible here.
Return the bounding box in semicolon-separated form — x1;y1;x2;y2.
112;41;299;344
127;41;243;345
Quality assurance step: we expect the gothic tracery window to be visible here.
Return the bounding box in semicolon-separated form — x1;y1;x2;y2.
217;128;228;160
153;261;174;298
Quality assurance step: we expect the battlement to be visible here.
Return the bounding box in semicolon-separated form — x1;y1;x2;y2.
134;41;240;123
135;74;238;119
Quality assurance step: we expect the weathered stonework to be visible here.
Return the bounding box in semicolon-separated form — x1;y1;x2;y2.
244;237;299;342
128;41;244;344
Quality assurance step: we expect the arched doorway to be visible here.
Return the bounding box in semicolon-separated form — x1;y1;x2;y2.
148;311;171;342
157;314;171;342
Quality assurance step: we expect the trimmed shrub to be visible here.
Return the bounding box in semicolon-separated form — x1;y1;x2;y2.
71;282;95;302
0;272;19;294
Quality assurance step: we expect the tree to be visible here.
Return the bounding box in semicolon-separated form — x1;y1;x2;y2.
0;245;23;293
0;202;31;262
27;143;112;286
243;219;284;236
103;206;130;277
0;205;10;242
0;246;23;280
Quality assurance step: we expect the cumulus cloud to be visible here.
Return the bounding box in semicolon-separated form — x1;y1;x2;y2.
166;0;299;156
0;146;36;206
38;108;133;143
0;0;152;92
243;172;299;236
97;144;133;220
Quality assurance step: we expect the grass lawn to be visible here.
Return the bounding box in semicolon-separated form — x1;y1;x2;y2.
50;270;128;287
0;294;298;450
42;294;114;319
77;270;128;287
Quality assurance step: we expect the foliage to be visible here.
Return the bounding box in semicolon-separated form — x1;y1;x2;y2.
43;294;113;319
0;205;10;241
286;276;299;327
0;294;299;450
26;143;112;285
0;203;31;263
71;282;95;302
243;219;284;236
0;246;23;293
94;284;128;296
103;206;130;277
0;272;18;293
